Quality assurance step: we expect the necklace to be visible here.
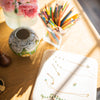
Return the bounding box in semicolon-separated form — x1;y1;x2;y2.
45;79;89;97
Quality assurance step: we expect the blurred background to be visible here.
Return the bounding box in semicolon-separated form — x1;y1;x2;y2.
78;0;100;34
0;0;100;99
78;0;100;99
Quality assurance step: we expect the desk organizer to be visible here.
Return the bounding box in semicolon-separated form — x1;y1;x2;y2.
39;1;80;48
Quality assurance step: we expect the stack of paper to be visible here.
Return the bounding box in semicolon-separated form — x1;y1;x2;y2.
32;50;98;100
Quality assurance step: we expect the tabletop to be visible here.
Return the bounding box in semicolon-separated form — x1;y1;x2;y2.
0;0;100;100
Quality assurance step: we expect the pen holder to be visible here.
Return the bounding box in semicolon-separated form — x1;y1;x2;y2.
43;27;62;49
39;0;80;49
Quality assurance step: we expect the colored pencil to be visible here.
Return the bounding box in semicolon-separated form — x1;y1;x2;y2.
63;14;79;24
45;5;48;15
48;31;57;44
61;14;79;28
44;6;50;20
43;9;49;19
62;18;79;30
42;13;48;22
50;18;57;27
50;28;60;41
61;7;74;26
54;6;57;20
38;14;48;27
58;5;61;16
47;24;60;43
53;4;56;16
45;5;50;16
58;7;63;26
41;10;48;19
50;7;52;18
55;34;60;40
48;20;55;28
62;18;75;28
47;28;59;43
52;8;54;21
54;4;58;24
62;23;73;30
62;1;68;11
48;20;54;26
61;3;69;18
47;28;59;44
55;5;61;25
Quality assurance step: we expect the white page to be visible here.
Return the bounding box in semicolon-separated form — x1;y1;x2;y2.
32;50;98;100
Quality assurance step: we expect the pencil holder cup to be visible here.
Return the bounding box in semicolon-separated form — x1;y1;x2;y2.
39;0;80;48
9;27;39;57
43;27;62;49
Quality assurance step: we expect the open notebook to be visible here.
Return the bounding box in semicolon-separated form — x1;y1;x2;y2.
32;50;98;100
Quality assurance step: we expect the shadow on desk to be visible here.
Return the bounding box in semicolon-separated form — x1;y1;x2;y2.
0;22;56;99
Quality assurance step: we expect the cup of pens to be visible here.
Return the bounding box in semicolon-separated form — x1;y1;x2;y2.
39;1;80;49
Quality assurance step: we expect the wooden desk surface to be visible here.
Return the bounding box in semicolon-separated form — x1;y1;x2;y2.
0;7;5;23
0;0;100;100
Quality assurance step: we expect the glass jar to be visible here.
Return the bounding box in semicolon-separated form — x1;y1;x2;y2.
3;9;38;29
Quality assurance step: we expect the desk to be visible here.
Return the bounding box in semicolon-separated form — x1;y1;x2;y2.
0;0;100;100
0;7;5;23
